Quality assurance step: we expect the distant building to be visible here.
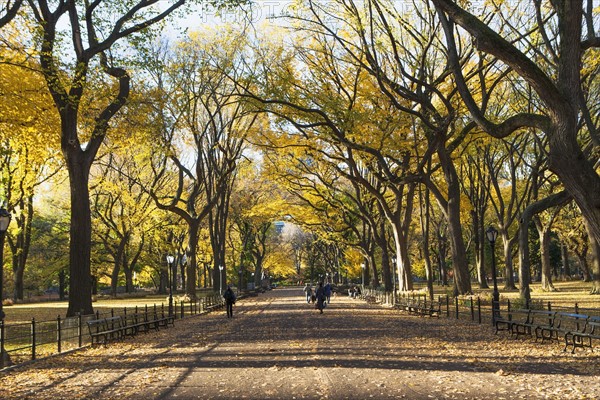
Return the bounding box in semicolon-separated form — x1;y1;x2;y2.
274;221;285;235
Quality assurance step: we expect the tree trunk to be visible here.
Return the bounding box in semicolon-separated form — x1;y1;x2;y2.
439;147;471;294
159;269;167;295
472;211;489;289
439;250;448;286
111;236;128;297
392;231;413;292
518;191;571;302
11;194;33;301
584;217;600;294
422;228;434;301
502;233;517;290
576;252;591;282
538;224;556;292
379;220;391;291
110;263;120;297
561;243;571;279
420;185;435;300
186;221;200;300
65;145;94;316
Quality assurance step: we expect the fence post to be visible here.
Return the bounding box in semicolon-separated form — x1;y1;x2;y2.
57;315;62;353
0;319;4;362
575;303;579;314
78;313;83;347
477;297;481;324
180;300;184;319
31;318;36;361
547;301;552;311
470;297;475;321
455;297;459;319
445;296;449;317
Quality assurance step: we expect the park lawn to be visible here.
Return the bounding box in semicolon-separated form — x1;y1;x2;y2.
429;280;600;309
3;281;599;324
3;290;216;324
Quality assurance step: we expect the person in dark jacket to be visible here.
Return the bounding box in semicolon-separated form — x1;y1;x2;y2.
315;282;326;314
223;285;236;318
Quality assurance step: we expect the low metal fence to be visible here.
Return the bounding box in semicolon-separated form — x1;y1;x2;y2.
0;293;224;369
361;287;600;327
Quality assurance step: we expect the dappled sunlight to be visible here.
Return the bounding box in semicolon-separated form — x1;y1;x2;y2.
0;287;598;399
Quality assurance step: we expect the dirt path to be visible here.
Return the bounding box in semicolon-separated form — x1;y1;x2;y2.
1;287;599;399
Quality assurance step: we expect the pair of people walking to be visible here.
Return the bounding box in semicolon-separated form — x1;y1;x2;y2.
304;282;331;313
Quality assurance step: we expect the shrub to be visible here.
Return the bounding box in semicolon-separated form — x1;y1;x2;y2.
510;297;544;310
2;298;14;306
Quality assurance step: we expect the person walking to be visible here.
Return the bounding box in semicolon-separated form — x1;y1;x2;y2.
303;283;312;303
315;282;326;314
223;285;236;318
324;282;332;303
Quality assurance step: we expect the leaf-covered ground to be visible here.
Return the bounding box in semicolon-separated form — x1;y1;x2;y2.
1;287;598;399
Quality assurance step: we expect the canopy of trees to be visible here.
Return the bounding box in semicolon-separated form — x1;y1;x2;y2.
1;0;600;315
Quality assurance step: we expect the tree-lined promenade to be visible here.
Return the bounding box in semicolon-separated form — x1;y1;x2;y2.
1;288;599;400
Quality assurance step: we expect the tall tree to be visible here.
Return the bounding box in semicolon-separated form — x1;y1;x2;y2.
0;54;61;300
433;0;600;253
28;0;187;316
145;30;255;297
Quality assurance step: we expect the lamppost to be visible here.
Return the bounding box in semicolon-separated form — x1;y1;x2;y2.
166;254;174;316
0;207;12;368
218;265;224;294
486;226;500;325
361;262;366;291
238;268;243;295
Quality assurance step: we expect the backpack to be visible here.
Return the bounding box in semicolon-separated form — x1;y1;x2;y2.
224;289;235;302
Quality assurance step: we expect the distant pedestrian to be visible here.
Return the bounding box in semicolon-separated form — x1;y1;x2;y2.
315;282;325;314
324;282;332;303
303;283;312;303
223;285;236;318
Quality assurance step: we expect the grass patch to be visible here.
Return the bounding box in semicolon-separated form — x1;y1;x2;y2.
3;289;217;324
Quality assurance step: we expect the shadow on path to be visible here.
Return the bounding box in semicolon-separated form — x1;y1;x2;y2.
1;286;599;400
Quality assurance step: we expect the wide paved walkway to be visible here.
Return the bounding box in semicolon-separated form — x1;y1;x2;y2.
1;287;599;399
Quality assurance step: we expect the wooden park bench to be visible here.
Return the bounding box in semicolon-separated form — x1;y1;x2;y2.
122;312;158;336
564;315;600;353
87;316;125;345
494;308;530;336
527;310;559;343
534;312;587;344
395;297;440;318
151;308;175;328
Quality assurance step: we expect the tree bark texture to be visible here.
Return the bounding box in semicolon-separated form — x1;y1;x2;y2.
66;146;94;316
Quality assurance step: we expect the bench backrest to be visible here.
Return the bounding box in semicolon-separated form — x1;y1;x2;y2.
124;313;147;324
507;309;530;322
586;316;600;335
555;313;588;332
87;316;123;333
528;310;556;326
